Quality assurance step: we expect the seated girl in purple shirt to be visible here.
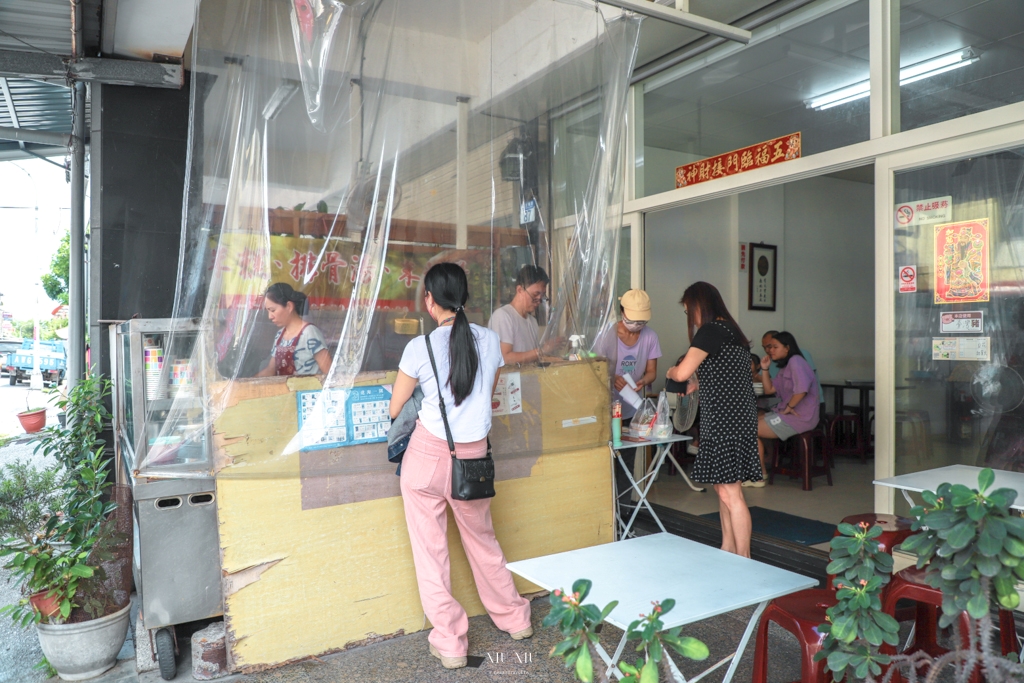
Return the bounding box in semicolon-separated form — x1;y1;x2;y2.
751;331;820;486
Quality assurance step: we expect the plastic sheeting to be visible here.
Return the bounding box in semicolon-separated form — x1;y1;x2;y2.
137;0;641;477
893;145;1024;477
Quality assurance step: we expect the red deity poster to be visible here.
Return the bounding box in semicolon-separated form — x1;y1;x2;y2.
934;218;990;304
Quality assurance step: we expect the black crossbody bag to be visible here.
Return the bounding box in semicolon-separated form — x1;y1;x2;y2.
425;334;496;501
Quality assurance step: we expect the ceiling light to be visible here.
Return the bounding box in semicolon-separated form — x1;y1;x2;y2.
805;48;980;111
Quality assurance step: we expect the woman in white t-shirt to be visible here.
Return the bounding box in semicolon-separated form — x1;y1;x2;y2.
389;263;532;670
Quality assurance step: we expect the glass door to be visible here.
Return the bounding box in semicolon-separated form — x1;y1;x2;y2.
892;146;1024;483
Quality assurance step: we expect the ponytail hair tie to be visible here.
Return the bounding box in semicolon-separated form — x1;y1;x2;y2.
456;305;465;312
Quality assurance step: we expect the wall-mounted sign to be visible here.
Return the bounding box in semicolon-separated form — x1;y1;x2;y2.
934;218;990;305
940;311;983;334
739;243;748;272
675;132;801;189
748;243;777;311
932;337;990;362
895;196;952;227
898;265;917;293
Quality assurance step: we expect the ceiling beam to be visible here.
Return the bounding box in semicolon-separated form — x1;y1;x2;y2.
599;0;752;44
0;124;72;146
0;49;183;89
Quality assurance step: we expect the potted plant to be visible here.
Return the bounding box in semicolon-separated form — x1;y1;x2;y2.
16;393;47;433
816;468;1024;683
0;374;133;681
544;578;709;682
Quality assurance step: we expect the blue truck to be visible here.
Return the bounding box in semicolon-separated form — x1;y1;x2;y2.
3;339;66;386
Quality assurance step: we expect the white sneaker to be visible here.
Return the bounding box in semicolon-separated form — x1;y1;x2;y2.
741;479;766;488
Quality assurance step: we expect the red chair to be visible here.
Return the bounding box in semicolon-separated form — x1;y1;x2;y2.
752;589;837;683
768;428;832;491
753;514;913;683
880;566;1021;683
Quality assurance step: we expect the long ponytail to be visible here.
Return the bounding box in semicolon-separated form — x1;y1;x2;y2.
423;263;478;406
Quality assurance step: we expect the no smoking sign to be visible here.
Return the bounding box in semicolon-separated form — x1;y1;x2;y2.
899;265;917;293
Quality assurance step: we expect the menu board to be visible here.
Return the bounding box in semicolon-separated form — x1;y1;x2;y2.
296;385;393;451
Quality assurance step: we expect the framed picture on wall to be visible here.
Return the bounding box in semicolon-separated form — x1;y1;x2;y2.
748;243;777;311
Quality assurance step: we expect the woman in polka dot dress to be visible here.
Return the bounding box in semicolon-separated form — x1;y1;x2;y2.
666;282;759;558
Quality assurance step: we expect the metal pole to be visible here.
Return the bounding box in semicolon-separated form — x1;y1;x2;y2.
69;80;85;386
68;0;85;387
455;96;469;250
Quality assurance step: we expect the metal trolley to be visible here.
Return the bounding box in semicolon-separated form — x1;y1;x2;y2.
110;319;223;680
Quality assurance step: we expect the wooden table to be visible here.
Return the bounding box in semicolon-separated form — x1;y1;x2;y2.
507;533;817;682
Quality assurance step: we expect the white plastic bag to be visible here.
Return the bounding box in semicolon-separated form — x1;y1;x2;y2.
632;398;658;438
653;390;673;439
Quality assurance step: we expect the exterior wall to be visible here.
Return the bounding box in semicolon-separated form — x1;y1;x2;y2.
89;79;191;379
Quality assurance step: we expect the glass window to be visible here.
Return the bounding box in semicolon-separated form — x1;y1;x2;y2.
637;1;870;198
900;0;1024;131
893;146;1024;488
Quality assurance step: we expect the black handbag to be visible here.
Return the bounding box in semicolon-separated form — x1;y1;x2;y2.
425;334;496;501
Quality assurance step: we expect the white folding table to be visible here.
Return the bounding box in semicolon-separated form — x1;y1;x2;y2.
507;533;817;682
874;464;1024;511
611;435;701;540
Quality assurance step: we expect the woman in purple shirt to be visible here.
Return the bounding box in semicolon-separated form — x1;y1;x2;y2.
754;331;820;485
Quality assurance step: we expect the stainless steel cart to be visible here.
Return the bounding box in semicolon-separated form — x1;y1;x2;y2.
110;319;223;680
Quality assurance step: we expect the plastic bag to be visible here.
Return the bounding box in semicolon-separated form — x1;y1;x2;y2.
632;398;657;438
653;390;673;439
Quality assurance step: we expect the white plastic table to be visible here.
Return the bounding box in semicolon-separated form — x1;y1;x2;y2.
611;434;699;540
874;465;1024;511
507;533;817;682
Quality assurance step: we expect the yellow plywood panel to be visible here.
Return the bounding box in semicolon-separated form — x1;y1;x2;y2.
213;363;612;671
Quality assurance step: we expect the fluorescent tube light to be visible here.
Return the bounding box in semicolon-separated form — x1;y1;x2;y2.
805;48;980;111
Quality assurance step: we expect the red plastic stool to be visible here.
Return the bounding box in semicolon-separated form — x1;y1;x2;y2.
881;567;1021;683
825;514;914;590
752;589;837;683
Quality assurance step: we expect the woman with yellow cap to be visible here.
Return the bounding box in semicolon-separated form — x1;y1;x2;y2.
594;289;663;510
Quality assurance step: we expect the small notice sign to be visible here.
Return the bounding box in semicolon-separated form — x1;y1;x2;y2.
562;416;597;428
898;265;917;293
940;311;983;334
739;243;748;272
932;337;990;362
895;196;952;227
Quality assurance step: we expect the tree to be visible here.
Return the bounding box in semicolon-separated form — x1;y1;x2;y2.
41;231;69;306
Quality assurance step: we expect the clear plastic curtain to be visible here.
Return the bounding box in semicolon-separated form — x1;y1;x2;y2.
140;0;641;477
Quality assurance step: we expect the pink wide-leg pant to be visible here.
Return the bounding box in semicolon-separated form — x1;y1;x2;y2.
400;422;531;657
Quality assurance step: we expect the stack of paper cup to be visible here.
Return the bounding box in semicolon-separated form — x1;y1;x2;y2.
169;360;195;397
144;347;166;401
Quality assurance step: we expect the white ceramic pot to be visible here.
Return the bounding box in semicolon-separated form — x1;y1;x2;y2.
36;603;131;681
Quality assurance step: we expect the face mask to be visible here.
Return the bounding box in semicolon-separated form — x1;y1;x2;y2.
623;319;646;332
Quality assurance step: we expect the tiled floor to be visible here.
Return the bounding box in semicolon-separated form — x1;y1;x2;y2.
646;455;876;544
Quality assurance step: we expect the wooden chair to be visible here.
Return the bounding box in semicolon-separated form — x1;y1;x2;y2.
768;428;832;491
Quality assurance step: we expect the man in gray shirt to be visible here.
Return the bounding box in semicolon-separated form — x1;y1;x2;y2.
489;265;553;364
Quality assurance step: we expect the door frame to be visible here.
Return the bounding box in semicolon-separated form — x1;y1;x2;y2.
872;118;1024;513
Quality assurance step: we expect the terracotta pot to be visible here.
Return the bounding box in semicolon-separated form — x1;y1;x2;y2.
29;590;61;619
17;408;46;433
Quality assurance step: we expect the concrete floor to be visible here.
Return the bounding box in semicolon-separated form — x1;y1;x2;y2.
112;597;805;683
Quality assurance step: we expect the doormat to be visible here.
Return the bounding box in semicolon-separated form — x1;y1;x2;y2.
700;507;836;546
